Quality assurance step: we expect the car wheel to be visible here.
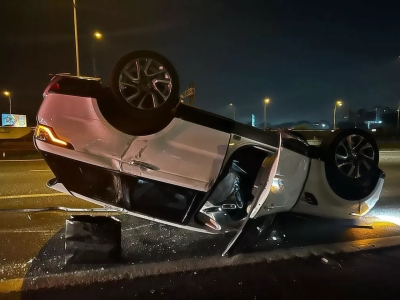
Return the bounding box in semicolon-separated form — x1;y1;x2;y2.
320;128;380;200
109;50;180;135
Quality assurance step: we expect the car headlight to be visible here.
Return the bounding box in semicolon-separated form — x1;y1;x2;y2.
270;177;284;194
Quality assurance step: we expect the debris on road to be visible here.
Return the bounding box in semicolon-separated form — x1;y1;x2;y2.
321;257;342;268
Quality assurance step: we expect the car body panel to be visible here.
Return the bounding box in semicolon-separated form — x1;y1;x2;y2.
48;181;215;234
120;118;230;192
222;135;310;255
250;143;281;218
222;144;281;256
291;158;361;219
38;93;231;192
35;139;122;171
37;94;135;162
253;147;311;217
358;177;385;216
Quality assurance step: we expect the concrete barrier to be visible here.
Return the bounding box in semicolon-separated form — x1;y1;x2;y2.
0;127;32;139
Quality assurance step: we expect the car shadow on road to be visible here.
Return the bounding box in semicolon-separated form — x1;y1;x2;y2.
21;214;232;287
20;211;374;292
19;215;400;300
251;212;364;253
19;214;388;296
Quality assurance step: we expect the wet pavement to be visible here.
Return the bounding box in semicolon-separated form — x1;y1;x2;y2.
13;245;400;300
0;153;400;297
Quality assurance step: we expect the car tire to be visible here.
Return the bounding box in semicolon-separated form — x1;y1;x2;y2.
319;128;380;200
109;50;180;135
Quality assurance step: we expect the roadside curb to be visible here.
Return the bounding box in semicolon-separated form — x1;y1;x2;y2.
2;235;400;294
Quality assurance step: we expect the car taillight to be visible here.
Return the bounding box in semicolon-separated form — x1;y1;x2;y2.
43;77;61;99
34;125;74;149
49;83;60;92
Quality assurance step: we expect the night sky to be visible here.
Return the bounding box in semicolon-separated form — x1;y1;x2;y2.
0;0;399;126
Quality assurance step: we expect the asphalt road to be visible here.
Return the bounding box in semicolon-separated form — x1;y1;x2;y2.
1;152;400;298
16;246;400;300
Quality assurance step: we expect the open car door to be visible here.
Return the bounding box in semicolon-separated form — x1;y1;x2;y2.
223;130;310;256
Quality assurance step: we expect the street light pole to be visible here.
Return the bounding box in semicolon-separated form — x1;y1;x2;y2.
263;98;270;130
333;100;343;130
3;91;11;114
333;105;337;130
73;0;80;76
229;103;235;120
397;106;399;131
92;39;96;77
93;31;103;77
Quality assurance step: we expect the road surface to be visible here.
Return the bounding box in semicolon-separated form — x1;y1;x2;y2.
0;152;400;298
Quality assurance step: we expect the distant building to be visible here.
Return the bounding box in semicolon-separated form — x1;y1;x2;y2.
348;105;397;129
338;107;350;122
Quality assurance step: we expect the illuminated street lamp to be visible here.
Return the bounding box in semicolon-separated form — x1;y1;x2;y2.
333;100;343;130
72;0;80;76
92;31;103;77
3;91;12;114
94;31;102;40
263;98;270;130
229;103;236;120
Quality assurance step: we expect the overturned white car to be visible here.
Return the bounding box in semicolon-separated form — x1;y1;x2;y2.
34;50;385;256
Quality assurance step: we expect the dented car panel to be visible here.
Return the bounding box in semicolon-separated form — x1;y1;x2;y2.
37;93;135;163
120;118;231;192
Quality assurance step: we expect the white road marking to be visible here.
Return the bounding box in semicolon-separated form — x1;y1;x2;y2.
380;150;400;153
0;159;44;162
0;193;66;200
0;229;57;234
29;169;51;172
